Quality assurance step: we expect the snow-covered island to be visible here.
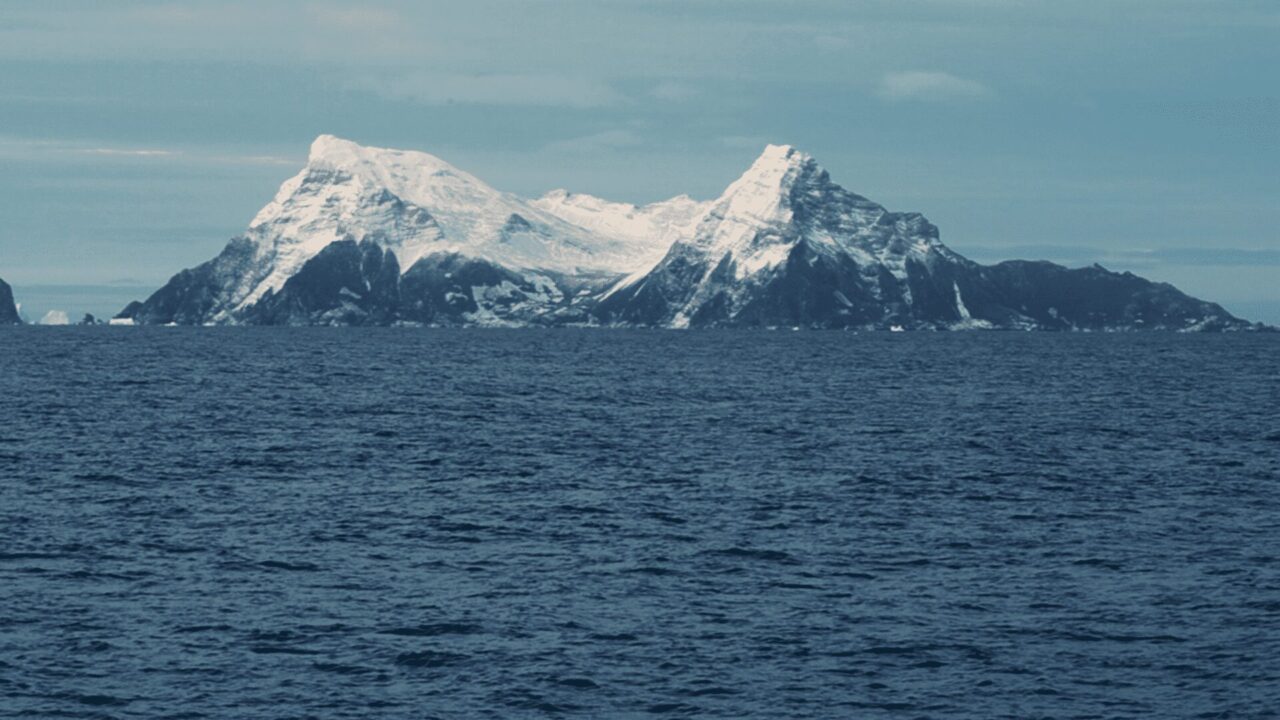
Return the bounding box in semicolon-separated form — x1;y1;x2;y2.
113;136;1261;331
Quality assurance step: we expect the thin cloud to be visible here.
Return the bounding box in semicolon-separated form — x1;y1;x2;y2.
0;138;299;167
878;71;992;102
718;135;770;150
543;130;643;154
215;154;299;166
80;148;177;157
310;5;401;34
651;80;697;101
958;244;1280;268
77;147;296;166
1117;247;1280;267
350;72;628;108
813;34;851;51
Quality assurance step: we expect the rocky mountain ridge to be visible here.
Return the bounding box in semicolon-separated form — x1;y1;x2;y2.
115;136;1262;331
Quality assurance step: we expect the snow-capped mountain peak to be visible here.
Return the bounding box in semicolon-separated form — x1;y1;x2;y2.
708;144;810;229
308;134;466;177
678;144;826;279
685;143;953;280
228;135;698;315
298;135;501;228
596;143;971;327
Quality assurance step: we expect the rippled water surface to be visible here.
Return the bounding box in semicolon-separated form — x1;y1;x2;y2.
2;328;1278;719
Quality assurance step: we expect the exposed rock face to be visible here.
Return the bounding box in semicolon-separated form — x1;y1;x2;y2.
0;278;20;325
243;239;402;326
395;253;588;326
115;136;1263;331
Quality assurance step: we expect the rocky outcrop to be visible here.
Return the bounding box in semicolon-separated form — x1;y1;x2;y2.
0;278;20;325
115;238;258;325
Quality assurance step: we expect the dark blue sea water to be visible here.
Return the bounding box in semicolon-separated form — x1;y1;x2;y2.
1;329;1278;719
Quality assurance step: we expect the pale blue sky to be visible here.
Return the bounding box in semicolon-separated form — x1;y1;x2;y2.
1;1;1277;322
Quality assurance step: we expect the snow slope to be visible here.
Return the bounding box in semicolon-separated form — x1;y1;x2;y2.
531;189;708;269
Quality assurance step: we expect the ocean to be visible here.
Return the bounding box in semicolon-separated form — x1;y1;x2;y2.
1;328;1277;718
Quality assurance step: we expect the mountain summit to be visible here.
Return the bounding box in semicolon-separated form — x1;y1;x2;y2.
596;144;965;327
116;136;1258;330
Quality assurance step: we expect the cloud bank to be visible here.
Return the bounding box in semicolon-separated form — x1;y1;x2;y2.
878;71;992;102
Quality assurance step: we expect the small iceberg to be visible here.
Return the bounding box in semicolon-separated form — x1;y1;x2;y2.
38;310;70;326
